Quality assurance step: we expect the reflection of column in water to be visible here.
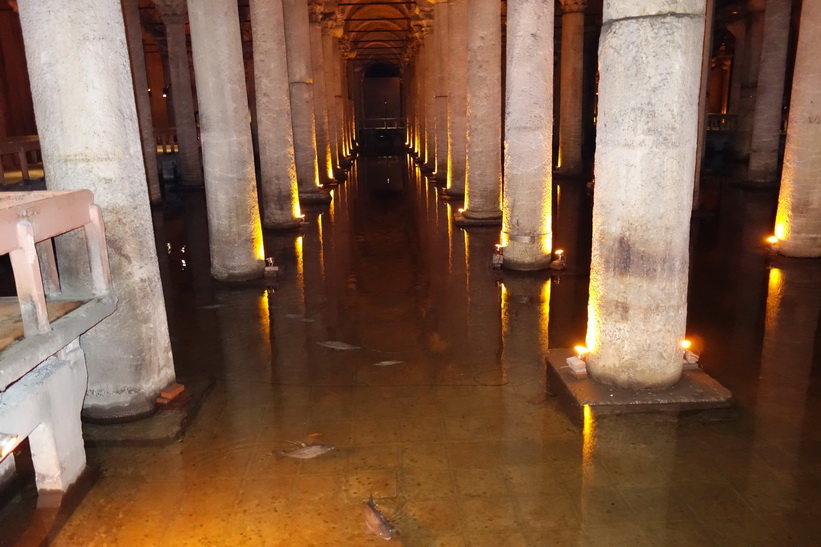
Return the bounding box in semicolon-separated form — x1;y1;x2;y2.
464;230;503;370
748;260;821;509
576;409;679;539
215;287;272;437
301;210;330;341
501;275;550;368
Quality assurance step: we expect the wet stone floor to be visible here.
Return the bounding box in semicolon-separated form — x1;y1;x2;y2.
52;156;821;546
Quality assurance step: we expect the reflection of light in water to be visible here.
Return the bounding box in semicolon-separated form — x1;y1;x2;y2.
317;213;326;277
167;242;171;255
766;267;783;330
539;279;551;351
296;235;305;294
583;404;595;470
180;259;186;269
260;289;271;348
464;230;471;301
446;202;454;275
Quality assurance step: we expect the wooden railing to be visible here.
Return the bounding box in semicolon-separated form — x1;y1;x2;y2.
0;135;41;185
154;127;178;154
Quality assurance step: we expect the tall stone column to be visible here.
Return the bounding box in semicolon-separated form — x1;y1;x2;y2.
773;0;821;257
586;1;706;389
282;0;328;202
122;0;162;204
748;0;792;184
321;15;341;171
308;2;332;184
434;1;449;180
460;0;502;223
188;0;264;281
18;0;176;420
558;0;586;176
502;0;554;271
446;0;468;196
735;1;765;159
154;0;203;186
250;0;302;230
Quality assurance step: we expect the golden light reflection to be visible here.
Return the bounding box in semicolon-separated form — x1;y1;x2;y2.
582;404;595;468
539;279;551;351
296;235;305;294
765;267;784;330
259;289;271;346
317;213;326;278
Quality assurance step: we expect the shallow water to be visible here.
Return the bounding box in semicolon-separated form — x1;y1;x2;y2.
54;156;821;545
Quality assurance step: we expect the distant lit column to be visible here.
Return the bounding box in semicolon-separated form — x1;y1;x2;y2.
18;0;176;420
188;0;264;280
735;0;765;159
748;0;791;184
154;0;203;186
321;15;341;171
446;0;468;196
282;0;328;202
122;0;162;204
460;0;502;223
558;0;586;176
502;0;554;270
773;0;821;257
250;0;301;229
434;1;449;180
308;2;332;184
586;1;705;389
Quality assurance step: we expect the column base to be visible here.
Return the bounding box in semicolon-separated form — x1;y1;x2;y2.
81;392;156;424
439;188;465;200
454;210;502;227
263;217;302;231
212;263;265;282
299;190;333;204
545;348;733;425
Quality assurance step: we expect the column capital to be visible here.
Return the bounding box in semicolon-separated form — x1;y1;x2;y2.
559;0;588;14
154;0;187;23
308;0;323;25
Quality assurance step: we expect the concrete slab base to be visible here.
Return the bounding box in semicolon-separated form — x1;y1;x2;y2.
453;213;502;227
546;348;733;424
82;375;214;446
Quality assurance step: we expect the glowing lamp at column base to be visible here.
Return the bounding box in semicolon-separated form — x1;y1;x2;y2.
1;433;20;460
566;345;588;376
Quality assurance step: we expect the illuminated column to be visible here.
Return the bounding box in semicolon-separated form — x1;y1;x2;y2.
250;0;301;229
122;0;161;204
502;0;554;270
773;0;821;257
748;0;791;184
282;0;327;202
321;15;341;171
434;1;449;179
308;2;332;184
735;1;765;159
154;0;203;186
18;0;175;420
188;0;264;280
586;1;705;389
461;0;502;223
557;0;586;176
423;20;436;170
446;0;468;196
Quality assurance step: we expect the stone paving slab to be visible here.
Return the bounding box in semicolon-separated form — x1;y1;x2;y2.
546;348;733;423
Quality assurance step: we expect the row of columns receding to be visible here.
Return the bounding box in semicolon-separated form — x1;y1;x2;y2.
12;0;821;418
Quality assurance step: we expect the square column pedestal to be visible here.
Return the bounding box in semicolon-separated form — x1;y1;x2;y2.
546;348;733;424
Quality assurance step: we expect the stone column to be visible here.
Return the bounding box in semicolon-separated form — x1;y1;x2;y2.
321;14;341;172
748;0;792;184
188;0;264;281
122;0;162;204
734;1;765;158
558;0;586;176
308;1;332;184
585;1;706;389
434;1;449;180
250;0;302;230
155;0;203;186
773;0;821;257
446;0;468;196
502;0;554;270
460;0;502;223
282;0;328;202
18;0;176;420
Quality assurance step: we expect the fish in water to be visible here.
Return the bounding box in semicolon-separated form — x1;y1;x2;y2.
374;360;404;367
275;443;335;459
363;496;394;540
317;341;360;351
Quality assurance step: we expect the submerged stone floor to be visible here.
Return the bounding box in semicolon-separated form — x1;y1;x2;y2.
46;156;821;545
